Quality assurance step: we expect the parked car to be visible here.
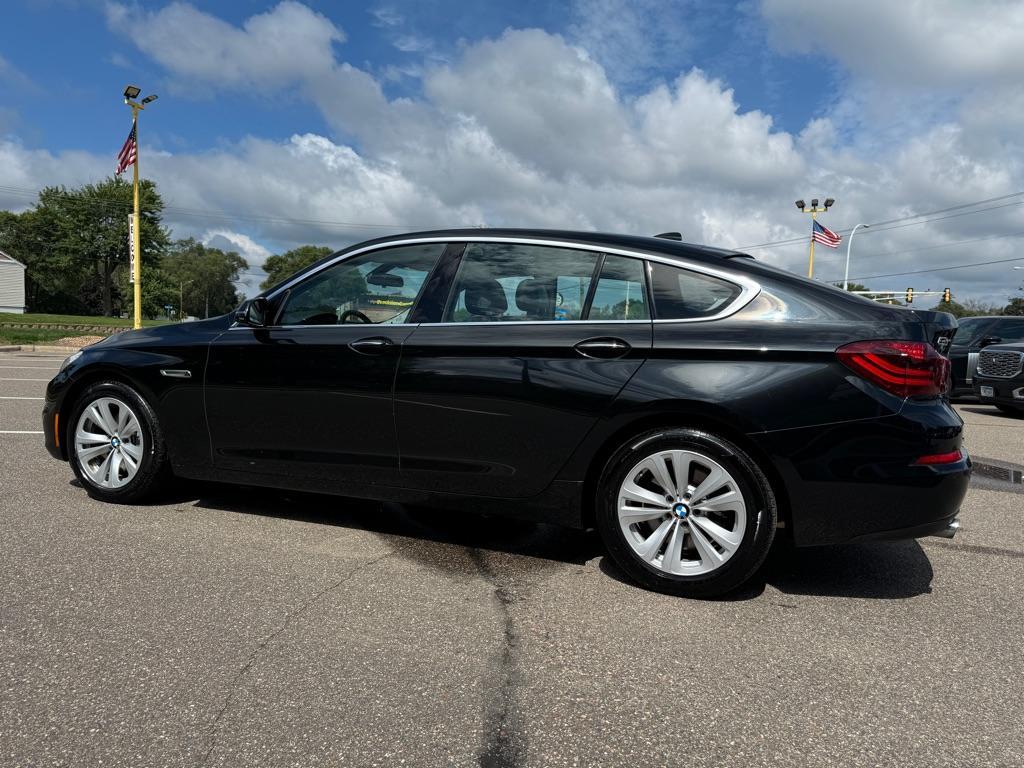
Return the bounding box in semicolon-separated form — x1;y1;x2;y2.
42;229;970;597
973;342;1024;415
947;316;1024;396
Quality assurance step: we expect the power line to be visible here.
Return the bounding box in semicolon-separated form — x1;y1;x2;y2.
738;191;1024;250
832;254;1024;283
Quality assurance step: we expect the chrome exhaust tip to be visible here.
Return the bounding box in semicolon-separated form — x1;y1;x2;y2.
934;518;960;539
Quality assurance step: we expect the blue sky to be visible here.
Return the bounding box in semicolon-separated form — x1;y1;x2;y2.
2;1;1023;302
3;1;833;155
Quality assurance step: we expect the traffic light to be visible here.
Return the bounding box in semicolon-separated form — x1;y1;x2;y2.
943;287;951;303
905;287;913;304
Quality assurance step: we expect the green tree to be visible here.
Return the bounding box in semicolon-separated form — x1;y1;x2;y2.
260;245;332;290
1003;297;1024;316
163;239;248;318
31;177;168;316
931;298;1000;318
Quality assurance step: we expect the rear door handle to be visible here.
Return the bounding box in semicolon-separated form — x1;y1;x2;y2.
574;337;631;359
349;337;394;355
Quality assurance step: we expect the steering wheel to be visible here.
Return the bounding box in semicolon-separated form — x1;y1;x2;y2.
339;309;372;324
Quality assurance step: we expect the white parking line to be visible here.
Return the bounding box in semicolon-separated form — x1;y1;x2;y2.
0;430;43;434
0;396;44;400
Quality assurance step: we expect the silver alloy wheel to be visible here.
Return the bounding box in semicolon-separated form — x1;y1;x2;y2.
617;449;747;576
74;396;145;490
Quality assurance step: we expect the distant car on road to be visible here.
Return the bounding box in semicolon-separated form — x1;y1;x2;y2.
42;229;970;597
973;342;1024;416
947;316;1024;396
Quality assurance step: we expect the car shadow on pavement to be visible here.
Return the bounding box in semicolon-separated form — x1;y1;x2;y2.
959;405;1024;418
188;484;604;567
179;483;936;600
598;538;934;601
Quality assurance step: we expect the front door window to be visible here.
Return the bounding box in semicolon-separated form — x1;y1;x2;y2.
277;243;445;326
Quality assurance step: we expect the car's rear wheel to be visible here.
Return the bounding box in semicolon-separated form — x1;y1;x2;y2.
597;428;776;598
68;381;168;503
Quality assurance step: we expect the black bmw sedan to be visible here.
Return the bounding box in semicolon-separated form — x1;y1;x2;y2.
42;229;969;597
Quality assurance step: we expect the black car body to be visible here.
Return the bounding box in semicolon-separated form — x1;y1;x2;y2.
42;229;970;596
947;316;1024;396
973;342;1024;414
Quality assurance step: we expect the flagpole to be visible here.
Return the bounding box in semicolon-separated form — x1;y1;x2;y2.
131;105;142;330
808;210;816;279
121;85;157;330
794;198;835;279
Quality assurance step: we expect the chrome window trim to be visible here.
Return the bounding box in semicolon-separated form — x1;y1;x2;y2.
254;236;761;328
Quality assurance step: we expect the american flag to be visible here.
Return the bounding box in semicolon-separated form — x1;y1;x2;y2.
115;125;137;176
812;220;841;248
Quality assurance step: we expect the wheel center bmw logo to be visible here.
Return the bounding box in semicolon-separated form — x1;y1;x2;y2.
673;502;689;519
111;437;121;448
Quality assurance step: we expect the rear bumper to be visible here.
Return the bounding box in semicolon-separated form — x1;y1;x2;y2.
973;377;1024;410
751;400;971;546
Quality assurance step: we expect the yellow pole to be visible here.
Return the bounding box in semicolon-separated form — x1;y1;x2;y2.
807;209;817;278
132;105;142;330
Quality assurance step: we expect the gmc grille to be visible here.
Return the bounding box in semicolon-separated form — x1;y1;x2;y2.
977;350;1024;379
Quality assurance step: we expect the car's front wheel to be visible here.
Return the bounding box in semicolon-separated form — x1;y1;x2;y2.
68;380;168;503
597;428;777;598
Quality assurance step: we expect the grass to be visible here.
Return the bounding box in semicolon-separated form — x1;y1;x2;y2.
0;327;102;345
0;312;166;327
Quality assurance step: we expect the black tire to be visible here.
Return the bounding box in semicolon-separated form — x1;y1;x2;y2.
67;380;169;503
996;404;1024;417
596;428;777;598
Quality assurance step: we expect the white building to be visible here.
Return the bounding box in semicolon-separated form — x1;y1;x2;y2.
0;250;27;313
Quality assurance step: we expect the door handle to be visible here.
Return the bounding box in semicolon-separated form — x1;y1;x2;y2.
574;338;631;359
349;337;394;355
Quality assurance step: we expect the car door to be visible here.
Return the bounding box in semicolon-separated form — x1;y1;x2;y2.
394;241;653;498
205;242;446;489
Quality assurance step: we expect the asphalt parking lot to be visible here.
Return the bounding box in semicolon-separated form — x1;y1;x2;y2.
1;350;1022;767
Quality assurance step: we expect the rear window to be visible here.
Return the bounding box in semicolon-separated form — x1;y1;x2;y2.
951;318;990;345
649;262;742;319
993;318;1024;343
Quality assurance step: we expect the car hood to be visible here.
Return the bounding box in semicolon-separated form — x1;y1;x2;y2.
981;342;1024;353
85;314;235;350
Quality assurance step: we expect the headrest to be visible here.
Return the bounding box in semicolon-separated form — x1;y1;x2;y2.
464;278;508;317
515;278;551;319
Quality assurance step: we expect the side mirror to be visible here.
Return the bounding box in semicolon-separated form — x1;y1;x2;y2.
235;297;270;327
979;336;1003;348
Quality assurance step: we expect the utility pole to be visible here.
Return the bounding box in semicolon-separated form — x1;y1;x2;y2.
795;197;835;278
121;85;158;329
843;223;869;291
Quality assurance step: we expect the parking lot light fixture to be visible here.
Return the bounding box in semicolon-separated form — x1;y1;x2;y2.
843;223;869;292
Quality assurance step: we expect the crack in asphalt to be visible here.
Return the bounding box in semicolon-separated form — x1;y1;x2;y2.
469;550;527;768
196;551;394;768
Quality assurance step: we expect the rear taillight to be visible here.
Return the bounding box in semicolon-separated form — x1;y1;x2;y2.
913;449;963;465
836;340;950;398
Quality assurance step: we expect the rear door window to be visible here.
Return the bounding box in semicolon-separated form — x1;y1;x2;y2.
444;243;599;322
649;262;742;319
588;255;649;320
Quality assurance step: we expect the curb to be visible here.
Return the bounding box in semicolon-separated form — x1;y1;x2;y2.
0;345;82;354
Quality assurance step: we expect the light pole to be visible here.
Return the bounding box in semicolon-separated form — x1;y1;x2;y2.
122;85;158;330
795;197;835;278
843;223;869;291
